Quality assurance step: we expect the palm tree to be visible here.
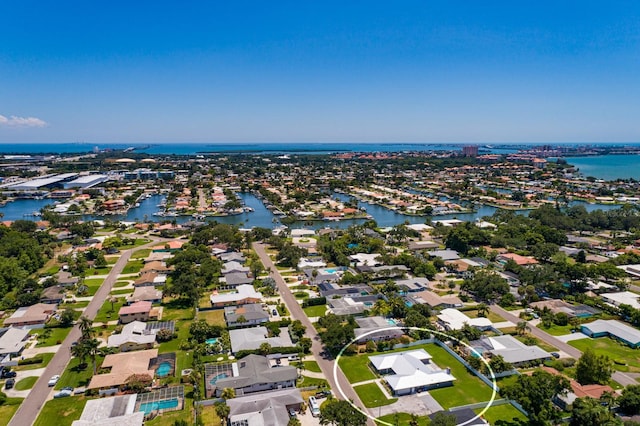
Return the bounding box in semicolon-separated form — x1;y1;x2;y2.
78;316;93;340
214;401;230;424
70;341;89;369
84;338;100;375
477;303;489;318
109;296;118;313
516;321;530;336
220;387;236;400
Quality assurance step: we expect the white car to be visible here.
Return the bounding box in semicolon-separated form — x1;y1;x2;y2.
48;375;60;387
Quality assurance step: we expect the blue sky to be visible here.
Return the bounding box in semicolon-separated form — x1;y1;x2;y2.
1;1;639;143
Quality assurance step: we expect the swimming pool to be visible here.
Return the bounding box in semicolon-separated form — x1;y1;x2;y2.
156;362;172;377
140;398;179;415
206;338;218;345
324;268;338;274
209;373;228;385
387;319;397;326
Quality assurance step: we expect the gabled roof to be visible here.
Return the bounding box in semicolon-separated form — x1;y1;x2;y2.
228;388;303;426
369;349;456;392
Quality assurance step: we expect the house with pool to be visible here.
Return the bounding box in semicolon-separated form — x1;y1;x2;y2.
369;349;456;396
204;354;297;398
354;316;404;343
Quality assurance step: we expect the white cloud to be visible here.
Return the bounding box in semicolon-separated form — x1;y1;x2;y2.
0;114;48;128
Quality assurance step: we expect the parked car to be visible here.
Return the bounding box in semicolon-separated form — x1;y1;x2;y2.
5;378;15;390
550;352;560;359
288;408;297;418
315;390;332;399
2;370;17;379
272;309;278;316
48;375;60;387
54;387;74;398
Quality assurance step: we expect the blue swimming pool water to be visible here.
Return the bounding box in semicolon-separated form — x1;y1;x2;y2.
387;319;397;326
206;338;218;345
156;362;172;377
324;268;338;274
209;373;228;385
140;398;179;415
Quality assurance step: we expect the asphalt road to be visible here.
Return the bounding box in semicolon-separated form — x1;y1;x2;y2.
489;304;637;387
8;238;169;426
253;243;377;425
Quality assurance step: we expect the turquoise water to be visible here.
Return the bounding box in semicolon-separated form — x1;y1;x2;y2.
155;362;172;377
568;155;640;180
209;373;228;385
387;319;397;326
140;398;179;415
205;338;218;345
324;268;338;274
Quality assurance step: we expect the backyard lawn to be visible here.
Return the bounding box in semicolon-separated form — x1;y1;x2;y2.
474;403;527;425
303;304;327;318
196;309;225;326
465;309;505;323
538;323;578;336
146;396;194;426
34;396;86;426
570;337;640;372
354;382;397;408
200;404;222;425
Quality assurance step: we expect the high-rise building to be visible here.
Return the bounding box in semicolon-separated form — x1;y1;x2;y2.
462;145;478;157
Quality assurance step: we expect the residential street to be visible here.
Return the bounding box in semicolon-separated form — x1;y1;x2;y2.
253;242;377;425
9;238;168;426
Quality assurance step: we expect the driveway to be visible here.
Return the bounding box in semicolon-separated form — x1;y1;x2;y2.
4;368;47;399
377;392;444;417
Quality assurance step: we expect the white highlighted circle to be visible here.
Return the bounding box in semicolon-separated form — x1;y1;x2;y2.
331;326;498;426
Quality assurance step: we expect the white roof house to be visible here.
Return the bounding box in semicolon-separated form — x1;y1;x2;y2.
291;229;315;238
601;291;640;310
107;321;156;350
581;319;640;348
349;253;382;266
210;285;262;306
0;327;30;356
437;308;492;331
297;258;327;269
369;349;456;395
72;394;144;426
229;327;295;353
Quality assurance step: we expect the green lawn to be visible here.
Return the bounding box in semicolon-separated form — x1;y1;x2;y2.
110;288;133;295
14;352;55;371
512;335;558;353
34;327;72;347
377;413;429;425
94;298;126;323
303;360;322;373
570;337;640;372
14;376;38;390
161;298;195;321
82;278;104;296
303;304;327;317
0;398;24;426
339;343;495;408
196;309;225;326
338;354;377;383
34;396;86;426
296;375;329;388
354;382;397;408
115;238;150;250
62;300;90;310
132;248;152;259
475;403;527;425
538;323;577;336
294;291;309;299
114;280;131;287
200;404;222;425
465;309;505;323
122;259;144;274
55;356;105;390
146;395;193;426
